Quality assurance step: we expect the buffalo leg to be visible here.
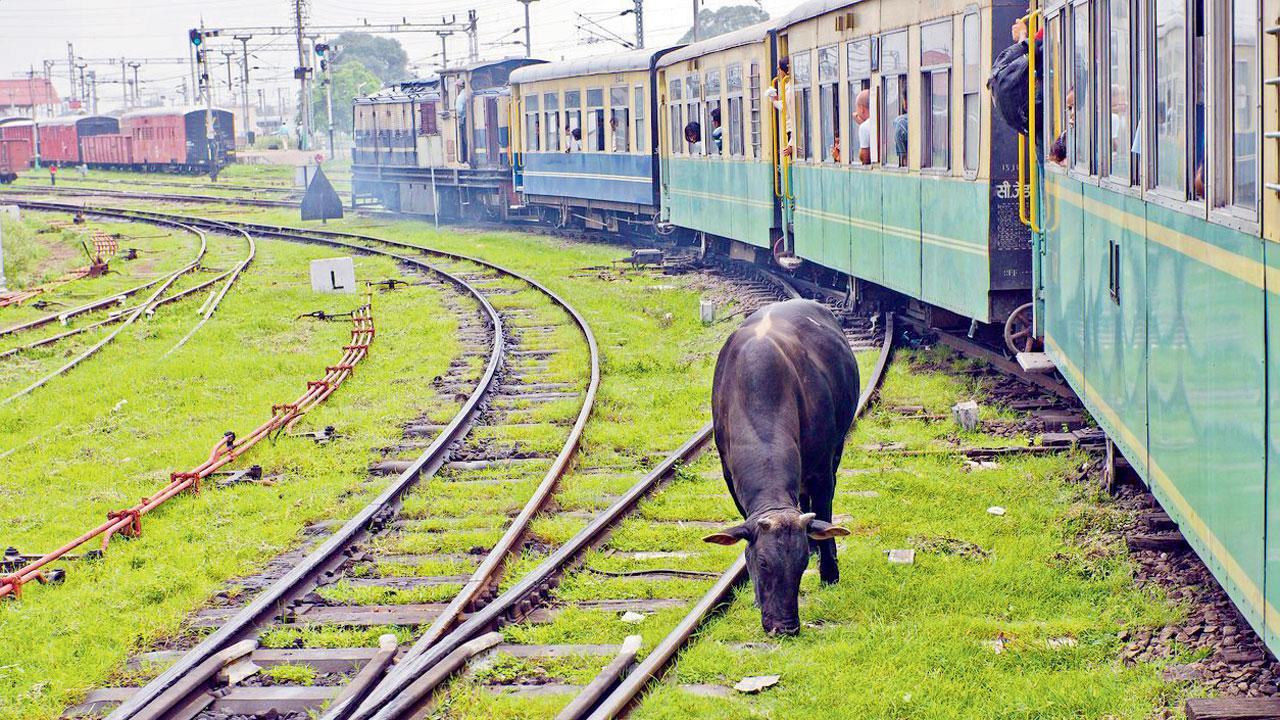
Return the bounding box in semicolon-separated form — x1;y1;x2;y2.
814;461;839;585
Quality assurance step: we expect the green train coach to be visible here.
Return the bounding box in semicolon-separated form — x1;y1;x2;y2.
365;0;1280;659
1031;0;1280;649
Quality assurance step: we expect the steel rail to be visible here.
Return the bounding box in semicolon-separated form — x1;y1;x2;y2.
357;308;895;720
1;185;295;208
580;312;895;720
61;206;602;720
0;215;208;404
164;219;257;355
91;213;506;720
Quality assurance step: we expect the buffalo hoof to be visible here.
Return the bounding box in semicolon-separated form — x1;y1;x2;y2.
764;623;800;637
819;566;840;585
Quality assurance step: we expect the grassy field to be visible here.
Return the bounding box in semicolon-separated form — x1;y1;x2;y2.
0;213;459;720
0;194;1199;719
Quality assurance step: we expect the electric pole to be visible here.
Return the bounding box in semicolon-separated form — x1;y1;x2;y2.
294;0;312;151
467;10;479;62
129;62;141;106
120;58;128;110
66;43;76;104
691;0;699;42
518;0;535;58
436;31;451;71
237;36;252;145
634;0;644;48
221;49;236;106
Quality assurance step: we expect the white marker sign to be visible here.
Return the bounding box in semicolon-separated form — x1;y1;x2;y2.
310;257;356;294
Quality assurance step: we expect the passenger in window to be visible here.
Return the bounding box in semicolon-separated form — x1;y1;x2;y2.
766;58;791;111
893;90;909;162
831;131;841;162
1050;89;1073;166
854;89;874;164
684;121;704;154
711;108;723;153
566;127;581;153
610;117;621;152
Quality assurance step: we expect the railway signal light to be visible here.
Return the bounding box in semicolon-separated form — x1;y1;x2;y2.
315;43;329;57
189;28;202;46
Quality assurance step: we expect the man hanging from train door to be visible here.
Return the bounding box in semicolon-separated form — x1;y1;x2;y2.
455;78;470;164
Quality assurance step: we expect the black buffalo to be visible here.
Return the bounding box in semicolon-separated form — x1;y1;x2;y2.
704;299;859;635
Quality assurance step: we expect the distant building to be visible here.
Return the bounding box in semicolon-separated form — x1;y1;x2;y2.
0;78;61;118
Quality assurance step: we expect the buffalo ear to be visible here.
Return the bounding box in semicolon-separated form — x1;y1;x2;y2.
703;524;751;545
807;518;852;541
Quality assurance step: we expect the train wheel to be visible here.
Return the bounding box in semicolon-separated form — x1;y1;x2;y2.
1003;302;1042;355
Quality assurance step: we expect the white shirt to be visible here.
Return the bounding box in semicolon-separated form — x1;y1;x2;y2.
858;118;873;152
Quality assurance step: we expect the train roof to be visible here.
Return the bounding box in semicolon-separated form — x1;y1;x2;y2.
657;20;775;66
121;106;232;119
355;80;440;105
39;114;115;127
0;116;33;126
443;57;544;75
510;47;681;84
658;0;863;67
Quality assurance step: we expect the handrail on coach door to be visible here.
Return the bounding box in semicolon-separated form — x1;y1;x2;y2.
1017;8;1042;233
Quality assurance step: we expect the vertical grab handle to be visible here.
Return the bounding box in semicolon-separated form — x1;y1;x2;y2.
1024;8;1042;233
1018;134;1030;227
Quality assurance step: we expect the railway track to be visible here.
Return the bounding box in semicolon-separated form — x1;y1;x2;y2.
11;203;600;720
28;211;866;720
0;213;255;362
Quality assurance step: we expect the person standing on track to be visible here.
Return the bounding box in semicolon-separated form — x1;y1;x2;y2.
48;164;56;186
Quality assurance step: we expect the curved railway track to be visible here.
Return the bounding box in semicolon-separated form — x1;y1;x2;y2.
333;281;894;720
11;202;602;720
10;197;897;720
0;215;256;361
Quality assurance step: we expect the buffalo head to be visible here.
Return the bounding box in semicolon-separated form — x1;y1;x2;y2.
703;510;849;635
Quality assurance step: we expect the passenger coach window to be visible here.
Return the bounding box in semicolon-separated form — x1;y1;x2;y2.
818;45;840;163
962;13;980;173
880;30;909;168
587;88;605;152
921;20;952;170
669;79;683;155
1153;0;1187;194
525;94;541;152
1106;0;1133;183
1229;0;1259;212
686;73;702;154
705;69;722;155
848;38;873;165
791;50;812;160
1070;1;1093;173
634;86;646;153
749;62;762;157
610;87;630;152
544;92;560;151
419;102;439;136
727;64;745;157
1191;0;1206;200
564;90;582;150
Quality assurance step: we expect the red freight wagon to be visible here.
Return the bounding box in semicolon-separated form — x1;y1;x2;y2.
0;138;31;182
121;110;187;165
37;115;119;165
81;134;132;167
0;120;35;152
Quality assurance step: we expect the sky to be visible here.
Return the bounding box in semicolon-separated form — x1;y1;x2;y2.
0;0;790;113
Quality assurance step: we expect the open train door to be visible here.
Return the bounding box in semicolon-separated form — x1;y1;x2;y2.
484;98;500;165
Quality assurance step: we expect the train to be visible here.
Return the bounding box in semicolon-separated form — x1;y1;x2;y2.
0;107;234;176
351;0;1280;659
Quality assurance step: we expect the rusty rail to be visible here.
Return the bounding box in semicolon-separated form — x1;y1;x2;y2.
0;294;374;599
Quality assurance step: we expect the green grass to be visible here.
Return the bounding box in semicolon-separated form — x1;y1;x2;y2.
0;220;458;720
0;190;1199;719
